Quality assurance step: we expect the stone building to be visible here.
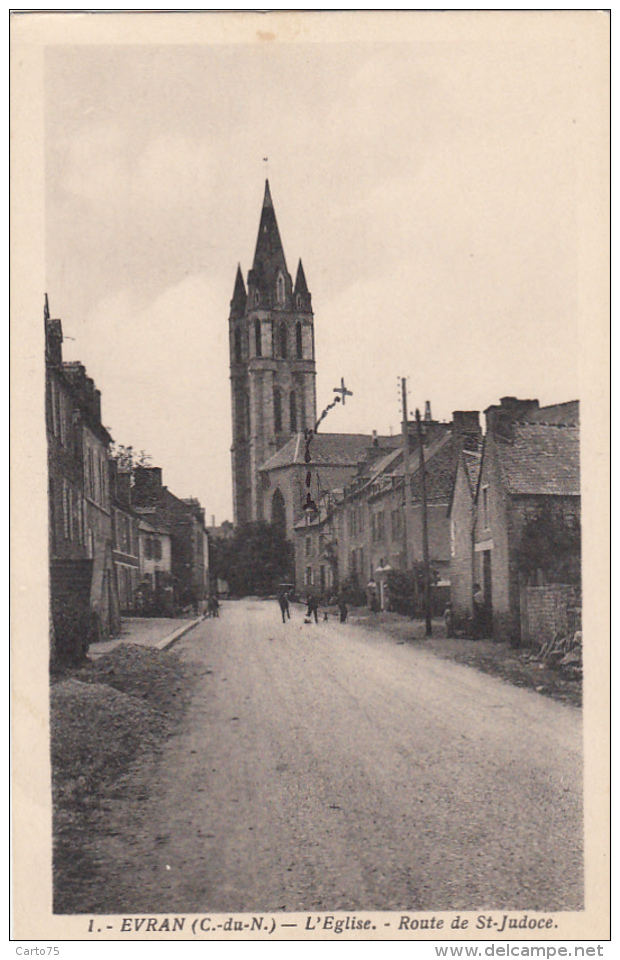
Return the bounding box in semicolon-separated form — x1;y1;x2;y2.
471;397;580;644
109;462;140;615
45;296;120;659
229;180;317;526
131;466;210;610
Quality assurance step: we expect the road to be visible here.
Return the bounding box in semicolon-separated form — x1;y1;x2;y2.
98;599;583;915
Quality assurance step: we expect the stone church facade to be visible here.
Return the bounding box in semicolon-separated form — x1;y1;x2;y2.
229;181;317;527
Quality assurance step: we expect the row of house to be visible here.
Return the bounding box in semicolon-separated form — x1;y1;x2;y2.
288;397;580;647
45;297;210;663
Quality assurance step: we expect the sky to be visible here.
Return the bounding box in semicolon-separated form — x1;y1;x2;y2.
43;16;598;524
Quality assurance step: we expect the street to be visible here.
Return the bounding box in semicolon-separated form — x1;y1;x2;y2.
95;599;583;915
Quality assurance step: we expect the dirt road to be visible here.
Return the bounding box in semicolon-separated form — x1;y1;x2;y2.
93;599;583;914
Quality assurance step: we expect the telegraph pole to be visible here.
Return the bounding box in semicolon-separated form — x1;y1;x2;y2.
400;378;410;570
415;407;433;637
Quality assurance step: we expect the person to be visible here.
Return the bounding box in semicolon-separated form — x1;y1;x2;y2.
277;591;290;624
306;594;319;624
443;602;453;638
338;596;348;623
472;584;485;639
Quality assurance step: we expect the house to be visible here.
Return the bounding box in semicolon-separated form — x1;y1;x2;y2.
109;462;140;615
472;397;580;645
46;296;120;661
447;444;483;625
131;466;210;610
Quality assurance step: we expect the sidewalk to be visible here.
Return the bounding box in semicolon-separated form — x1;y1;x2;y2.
89;616;202;657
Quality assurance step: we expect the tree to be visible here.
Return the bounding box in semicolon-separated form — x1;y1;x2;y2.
209;522;294;597
109;444;152;472
515;510;581;585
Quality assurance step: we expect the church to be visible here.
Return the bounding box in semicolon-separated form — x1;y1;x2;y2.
228;181;397;549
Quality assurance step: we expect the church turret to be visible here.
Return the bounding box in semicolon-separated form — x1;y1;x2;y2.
230;264;247;317
229;181;317;527
294;259;312;311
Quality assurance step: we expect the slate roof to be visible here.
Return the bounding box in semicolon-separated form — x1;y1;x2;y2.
495;424;580;496
526;400;579;426
259;433;399;472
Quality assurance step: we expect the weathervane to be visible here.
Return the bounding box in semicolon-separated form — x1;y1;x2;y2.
303;379;353;520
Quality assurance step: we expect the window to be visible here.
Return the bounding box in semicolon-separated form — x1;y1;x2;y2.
278;323;287;359
296;322;303;359
62;481;70;539
290;392;297;431
274;389;282;432
277;273;285;305
153;538;162;561
254;318;262;357
305;535;312;557
306;566;312;586
235;328;242;364
145;537;153;560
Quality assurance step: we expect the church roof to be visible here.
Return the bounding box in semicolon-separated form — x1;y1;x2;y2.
259;432;398;472
294;259;309;295
249;180;289;291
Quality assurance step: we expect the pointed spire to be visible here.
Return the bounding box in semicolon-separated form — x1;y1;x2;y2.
250;180;288;293
230;263;247;315
44;293;50;321
294;259;309;296
263;178;274;209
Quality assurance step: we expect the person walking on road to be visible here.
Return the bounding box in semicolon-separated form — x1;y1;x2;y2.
338;596;348;623
306;594;320;624
278;591;291;624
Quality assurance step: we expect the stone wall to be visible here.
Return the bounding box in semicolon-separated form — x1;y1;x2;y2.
520;584;581;648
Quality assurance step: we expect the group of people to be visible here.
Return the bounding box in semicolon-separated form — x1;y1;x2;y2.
276;590;349;625
203;595;220;618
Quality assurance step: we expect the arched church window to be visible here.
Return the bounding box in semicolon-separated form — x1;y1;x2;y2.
296;322;303;359
254;291;260;306
278;323;287;359
274;389;282;432
254;318;262;357
272;489;286;537
277;273;285;306
290;392;297;432
234;328;242;364
296;294;301;308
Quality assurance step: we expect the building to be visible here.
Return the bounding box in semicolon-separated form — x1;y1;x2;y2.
109;462;140;615
229;180;317;526
472;397;580;645
131;466;210;610
45;296;120;660
330;410;481;611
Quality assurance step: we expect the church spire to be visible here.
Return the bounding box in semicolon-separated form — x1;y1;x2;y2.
248;180;289;298
230;263;247;316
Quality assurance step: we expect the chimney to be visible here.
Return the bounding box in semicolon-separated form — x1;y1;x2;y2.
372;430;378;447
133;465;163;503
211;515;216;528
485;397;540;437
452;411;482;450
424;401;432;422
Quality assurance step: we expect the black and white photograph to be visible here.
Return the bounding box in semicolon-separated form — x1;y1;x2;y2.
11;9;609;944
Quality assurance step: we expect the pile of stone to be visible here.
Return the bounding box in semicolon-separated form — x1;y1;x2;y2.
538;629;582;675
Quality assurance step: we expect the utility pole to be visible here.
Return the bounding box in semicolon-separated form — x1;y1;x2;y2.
400;378;410;570
415;407;433;637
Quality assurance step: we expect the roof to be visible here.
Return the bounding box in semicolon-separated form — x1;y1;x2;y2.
526;400;579;426
259;432;399;472
494;424;580;496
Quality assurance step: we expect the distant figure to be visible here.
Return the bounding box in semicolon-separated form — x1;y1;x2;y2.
206;595;220;618
443;603;453;638
306;595;319;624
338;597;348;623
278;591;291;624
323;611;329;622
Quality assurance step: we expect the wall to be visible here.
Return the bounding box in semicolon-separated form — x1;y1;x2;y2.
449;461;476;620
520;584;581;647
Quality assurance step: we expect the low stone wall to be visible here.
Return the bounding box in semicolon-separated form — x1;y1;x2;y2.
520;584;581;648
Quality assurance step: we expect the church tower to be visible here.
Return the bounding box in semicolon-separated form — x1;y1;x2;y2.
229;181;317;526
